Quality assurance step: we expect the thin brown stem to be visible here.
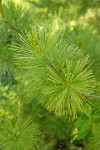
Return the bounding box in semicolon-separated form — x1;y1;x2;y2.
3;18;22;34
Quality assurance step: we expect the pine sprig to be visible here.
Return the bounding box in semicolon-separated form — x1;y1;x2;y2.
12;27;96;119
0;0;35;81
0;117;40;150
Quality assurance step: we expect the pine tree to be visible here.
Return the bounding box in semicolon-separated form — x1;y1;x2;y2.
0;0;100;150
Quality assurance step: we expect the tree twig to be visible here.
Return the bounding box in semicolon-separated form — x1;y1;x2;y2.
3;18;22;34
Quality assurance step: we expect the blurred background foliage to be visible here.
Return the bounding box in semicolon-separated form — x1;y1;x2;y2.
0;0;100;150
25;0;100;33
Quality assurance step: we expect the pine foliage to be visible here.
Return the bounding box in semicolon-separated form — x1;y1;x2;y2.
86;123;100;150
0;0;34;80
12;27;95;119
0;0;100;150
0;117;39;150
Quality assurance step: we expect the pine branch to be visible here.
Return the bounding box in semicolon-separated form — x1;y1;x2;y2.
0;0;23;34
32;41;100;104
12;29;96;119
75;90;100;99
2;18;22;34
33;42;62;77
84;94;100;99
0;117;40;150
34;41;100;101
